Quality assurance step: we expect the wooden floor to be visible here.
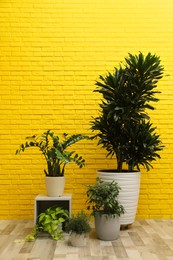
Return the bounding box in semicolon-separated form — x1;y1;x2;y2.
0;219;173;260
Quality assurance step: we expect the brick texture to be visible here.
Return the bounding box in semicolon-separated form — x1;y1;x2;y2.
0;0;173;219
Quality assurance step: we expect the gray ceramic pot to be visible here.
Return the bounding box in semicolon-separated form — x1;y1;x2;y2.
95;214;120;241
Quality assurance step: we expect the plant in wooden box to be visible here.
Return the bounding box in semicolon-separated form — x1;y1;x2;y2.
91;53;164;226
16;130;89;196
86;178;124;241
65;211;91;247
25;206;69;241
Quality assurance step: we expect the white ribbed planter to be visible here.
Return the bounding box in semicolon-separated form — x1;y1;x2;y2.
97;171;141;225
45;176;65;197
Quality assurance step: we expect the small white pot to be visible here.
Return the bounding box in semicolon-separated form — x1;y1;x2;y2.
69;233;87;247
97;170;141;225
45;176;65;197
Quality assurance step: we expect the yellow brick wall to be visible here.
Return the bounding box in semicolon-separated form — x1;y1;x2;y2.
0;0;173;219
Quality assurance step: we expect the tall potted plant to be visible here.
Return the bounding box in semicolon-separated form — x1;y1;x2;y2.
16;130;89;196
91;53;164;225
86;178;124;241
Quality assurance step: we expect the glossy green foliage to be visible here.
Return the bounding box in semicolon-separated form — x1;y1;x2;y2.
25;207;69;241
16;130;89;176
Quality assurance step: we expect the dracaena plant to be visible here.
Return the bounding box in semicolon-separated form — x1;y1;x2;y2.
16;130;89;176
91;52;164;172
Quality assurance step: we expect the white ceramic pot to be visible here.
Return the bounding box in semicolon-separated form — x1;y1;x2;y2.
97;170;141;225
95;214;120;241
69;233;87;247
45;176;65;197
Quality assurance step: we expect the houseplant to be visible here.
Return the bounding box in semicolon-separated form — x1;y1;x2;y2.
25;206;69;241
65;211;91;246
91;52;164;225
86;178;124;241
16;130;89;196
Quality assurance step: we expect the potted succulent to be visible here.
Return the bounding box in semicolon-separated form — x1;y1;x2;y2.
65;211;91;247
25;206;69;241
86;178;124;241
16;130;89;196
91;53;164;225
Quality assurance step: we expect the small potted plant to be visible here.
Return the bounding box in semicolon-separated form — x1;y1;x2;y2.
16;130;89;196
86;178;124;241
91;52;164;225
65;211;91;247
25;206;69;241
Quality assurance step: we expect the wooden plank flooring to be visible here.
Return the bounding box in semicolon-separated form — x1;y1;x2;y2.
0;219;173;260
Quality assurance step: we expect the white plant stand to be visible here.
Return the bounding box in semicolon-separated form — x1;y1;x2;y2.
34;194;72;224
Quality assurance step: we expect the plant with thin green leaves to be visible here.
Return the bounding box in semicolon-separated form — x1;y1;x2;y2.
25;206;69;241
91;52;164;172
16;130;89;176
65;211;91;235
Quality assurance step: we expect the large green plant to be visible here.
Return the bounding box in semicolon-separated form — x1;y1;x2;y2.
16;130;89;176
91;53;164;172
25;206;69;241
86;178;124;217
